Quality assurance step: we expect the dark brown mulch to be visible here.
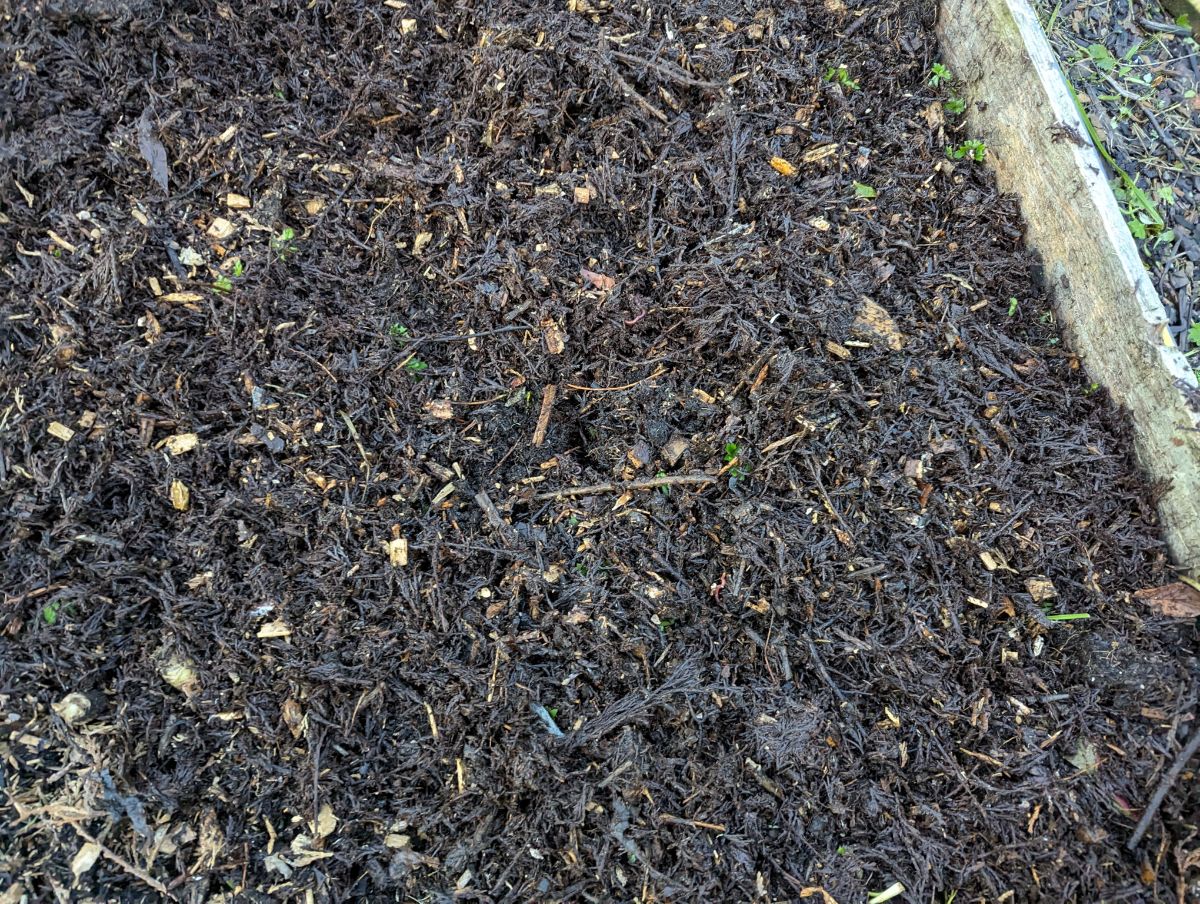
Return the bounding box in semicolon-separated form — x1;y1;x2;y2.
2;1;1198;901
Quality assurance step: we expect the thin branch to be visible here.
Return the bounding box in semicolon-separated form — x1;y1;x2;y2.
534;474;714;501
1127;722;1200;849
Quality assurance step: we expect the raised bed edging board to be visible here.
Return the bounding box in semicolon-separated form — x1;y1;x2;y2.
938;0;1200;573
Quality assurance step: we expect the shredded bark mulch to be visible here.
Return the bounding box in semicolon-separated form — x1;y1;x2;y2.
2;1;1199;901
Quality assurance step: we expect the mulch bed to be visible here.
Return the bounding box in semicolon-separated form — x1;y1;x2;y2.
1034;0;1200;357
3;1;1199;901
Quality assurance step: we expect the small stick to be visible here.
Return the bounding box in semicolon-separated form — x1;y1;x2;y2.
659;814;727;833
74;827;176;900
1127;722;1200;849
532;385;556;447
534;474;714;501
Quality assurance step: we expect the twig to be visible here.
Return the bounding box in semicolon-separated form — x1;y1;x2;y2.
534;474;714;501
73;827;176;900
611;50;725;89
1127;722;1200;849
659;814;727;833
532;384;556;447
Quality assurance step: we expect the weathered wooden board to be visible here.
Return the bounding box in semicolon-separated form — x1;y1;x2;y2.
938;0;1200;572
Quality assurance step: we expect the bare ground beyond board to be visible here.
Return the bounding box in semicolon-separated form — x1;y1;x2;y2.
2;1;1199;901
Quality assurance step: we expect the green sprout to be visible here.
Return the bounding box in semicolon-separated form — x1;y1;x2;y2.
656;470;671;497
944;96;966;115
1007;297;1019;317
929;63;952;88
231;258;245;277
852;181;877;199
824;64;859;91
723;442;749;479
270;226;298;259
42;601;62;626
1047;612;1091;622
212;275;233;293
403;357;428;378
1188;322;1200;346
946;139;987;163
388;323;411;340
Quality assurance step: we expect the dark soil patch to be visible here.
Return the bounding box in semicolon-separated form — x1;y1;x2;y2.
2;1;1199;901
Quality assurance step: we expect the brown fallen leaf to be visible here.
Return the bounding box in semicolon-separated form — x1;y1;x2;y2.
257;620;292;639
1133;582;1200;619
580;268;615;292
282;698;306;738
851;297;905;351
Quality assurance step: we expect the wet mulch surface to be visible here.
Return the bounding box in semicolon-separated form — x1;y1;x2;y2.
3;1;1200;901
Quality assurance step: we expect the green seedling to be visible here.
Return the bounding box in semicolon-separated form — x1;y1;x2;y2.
1188;322;1200;346
946;139;987;162
231;258;245;277
403;357;428;378
852;181;877;199
270;226;298;259
212;275;233;293
388;323;411;340
1047;612;1091;621
944;96;966;115
723;442;749;479
1083;382;1100;395
824;64;859;91
656;470;670;497
1086;43;1117;72
929;62;952;88
42;600;63;625
1007;297;1019;317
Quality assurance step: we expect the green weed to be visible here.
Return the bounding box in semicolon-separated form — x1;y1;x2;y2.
946;139;987;162
852;181;877;199
270;226;298;259
929;63;952;88
824;64;859;91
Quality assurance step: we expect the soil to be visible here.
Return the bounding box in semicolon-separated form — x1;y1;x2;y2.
1034;0;1200;358
2;1;1199;901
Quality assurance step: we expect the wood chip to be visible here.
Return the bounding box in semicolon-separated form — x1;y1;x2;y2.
386;535;408;567
207;217;236;239
257;620;292;638
424;400;454;420
541;318;566;355
533;384;557;446
769;156;797;176
851;297;905;350
580;268;615;292
225;192;251;210
162;432;200;455
1025;577;1057;602
574;185;592;204
48;421;75;442
170;479;190;511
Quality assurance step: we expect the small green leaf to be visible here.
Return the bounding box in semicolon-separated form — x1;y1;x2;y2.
1007;297;1019;317
945;97;966;115
1047;612;1091;621
212;275;233;293
1188;322;1200;345
231;258;245;277
42;601;62;626
852;181;877;199
1086;43;1117;72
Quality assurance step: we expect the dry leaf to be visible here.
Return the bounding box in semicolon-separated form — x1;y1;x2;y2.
161;655;199;696
282;698;305;739
225;192;251;210
163;432;200;455
136;108;169;193
1133;582;1200;619
70;842;102;884
542;318;566;355
580;268;615;292
48;421;75;442
412;231;433;256
257;620;292;638
170;480;190;511
799;887;841;904
52;693;93;726
851;298;904;351
140;310;163;344
315;803;338;838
